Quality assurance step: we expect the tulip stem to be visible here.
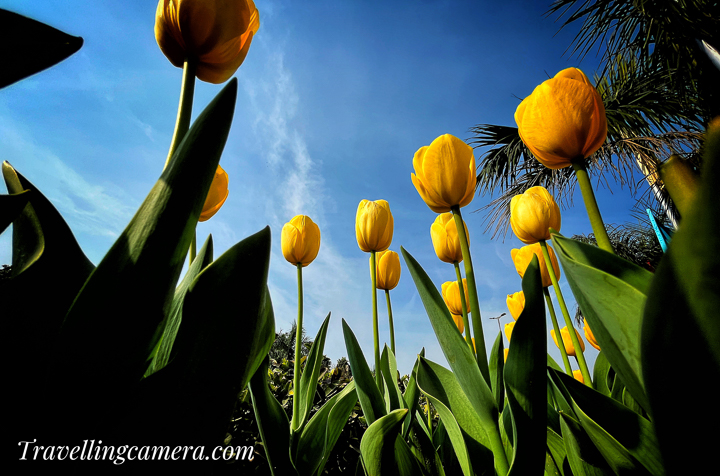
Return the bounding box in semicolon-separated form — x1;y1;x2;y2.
291;263;304;432
543;287;573;376
164;60;197;171
189;231;197;264
571;159;614;254
451;206;490;386
454;262;474;351
385;290;396;356
370;251;381;388
539;240;592;387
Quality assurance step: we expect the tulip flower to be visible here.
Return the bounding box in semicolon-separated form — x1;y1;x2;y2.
506;291;525;321
431;212;467;264
155;0;260;84
199;165;229;222
573;369;584;384
356;199;393;252
411;134;476;213
452;314;464;334
376;250;401;291
551;326;585;357
511;243;560;288
510;186;561;244
504;348;509;363
504;322;515;343
442;280;470;316
281;215;321;267
514;67;606;170
584;318;601;351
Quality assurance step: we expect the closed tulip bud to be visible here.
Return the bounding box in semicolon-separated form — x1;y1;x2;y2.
504;348;509;363
441;280;470;316
510;186;561;244
506;291;525;321
356;199;393;252
551;326;585;357
504;322;515;342
515;68;607;169
452;314;464;334
431;212;468;263
411;134;476;213
573;369;584;384
376;250;401;290
511;243;560;288
281;215;321;267
155;0;260;84
584;318;601;351
199;165;229;221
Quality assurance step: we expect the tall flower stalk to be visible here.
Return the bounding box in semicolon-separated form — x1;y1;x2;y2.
571;159;614;253
454;262;474;349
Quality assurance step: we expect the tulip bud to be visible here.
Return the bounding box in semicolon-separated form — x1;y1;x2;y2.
199;165;229;222
356;199;393;252
551;326;585;357
376;250;401;291
584;318;600;351
430;212;468;263
504;348;509;363
510;186;561;244
441;280;470;316
506;291;525;321
573;369;584;384
511;243;560;288
281;215;321;267
451;314;464;334
411;134;476;213
515;68;607;169
504;322;515;342
155;0;260;84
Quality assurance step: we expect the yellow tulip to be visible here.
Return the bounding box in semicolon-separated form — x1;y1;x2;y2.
510;186;561;244
573;369;584;384
281;215;321;267
356;199;393;252
155;0;260;84
506;291;525;321
511;243;560;288
452;314;464;334
504;348;509;363
584;318;601;351
504;322;515;342
515;68;607;169
376;250;401;291
411;134;476;213
430;212;468;263
551;326;585;357
199;165;229;222
441;279;470;316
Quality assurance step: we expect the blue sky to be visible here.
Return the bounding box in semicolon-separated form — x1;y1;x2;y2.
0;0;650;376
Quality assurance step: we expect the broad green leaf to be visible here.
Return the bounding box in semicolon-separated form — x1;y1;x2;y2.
592;352;613;397
641;121;720;473
249;357;297;476
409;417;444;476
551;233;652;413
401;246;504;472
342;319;387;424
360;409;420;476
380;345;405;412
560;412;613;476
48;80;237;423
546;428;568;476
504;255;547;476
315;382;360;475
0;189;29;235
402;349;424;439
0;9;83;89
489;330;506;412
295;312;332;431
145;234;214;376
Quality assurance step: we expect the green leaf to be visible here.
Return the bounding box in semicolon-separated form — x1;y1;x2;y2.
249;357;297;476
315;381;360;475
48;80;238;424
546;428;568;476
342;319;387;425
559;412;613;476
0;9;83;89
145;234;214;376
295;312;332;431
489;330;506;413
0;189;30;235
409;416;445;476
641;121;720;473
592;352;613;397
402;349;424;439
550;233;652;413
504;255;547;475
380;345;405;412
360;409;422;476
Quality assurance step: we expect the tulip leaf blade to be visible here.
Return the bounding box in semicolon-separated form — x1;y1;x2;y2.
380;345;405;412
0;9;83;89
559;412;614;476
504;255;547;476
0;189;30;235
489;330;506;413
296;312;332;431
401;349;425;439
360;408;422;476
550;232;651;413
313;381;360;476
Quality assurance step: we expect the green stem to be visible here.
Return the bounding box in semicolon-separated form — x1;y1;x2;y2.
454;262;474;350
539;240;592;387
571;159;614;254
189;231;197;265
291;263;304;431
451;206;490;385
370;251;381;388
164;60;197;171
385;290;396;356
543;288;573;376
